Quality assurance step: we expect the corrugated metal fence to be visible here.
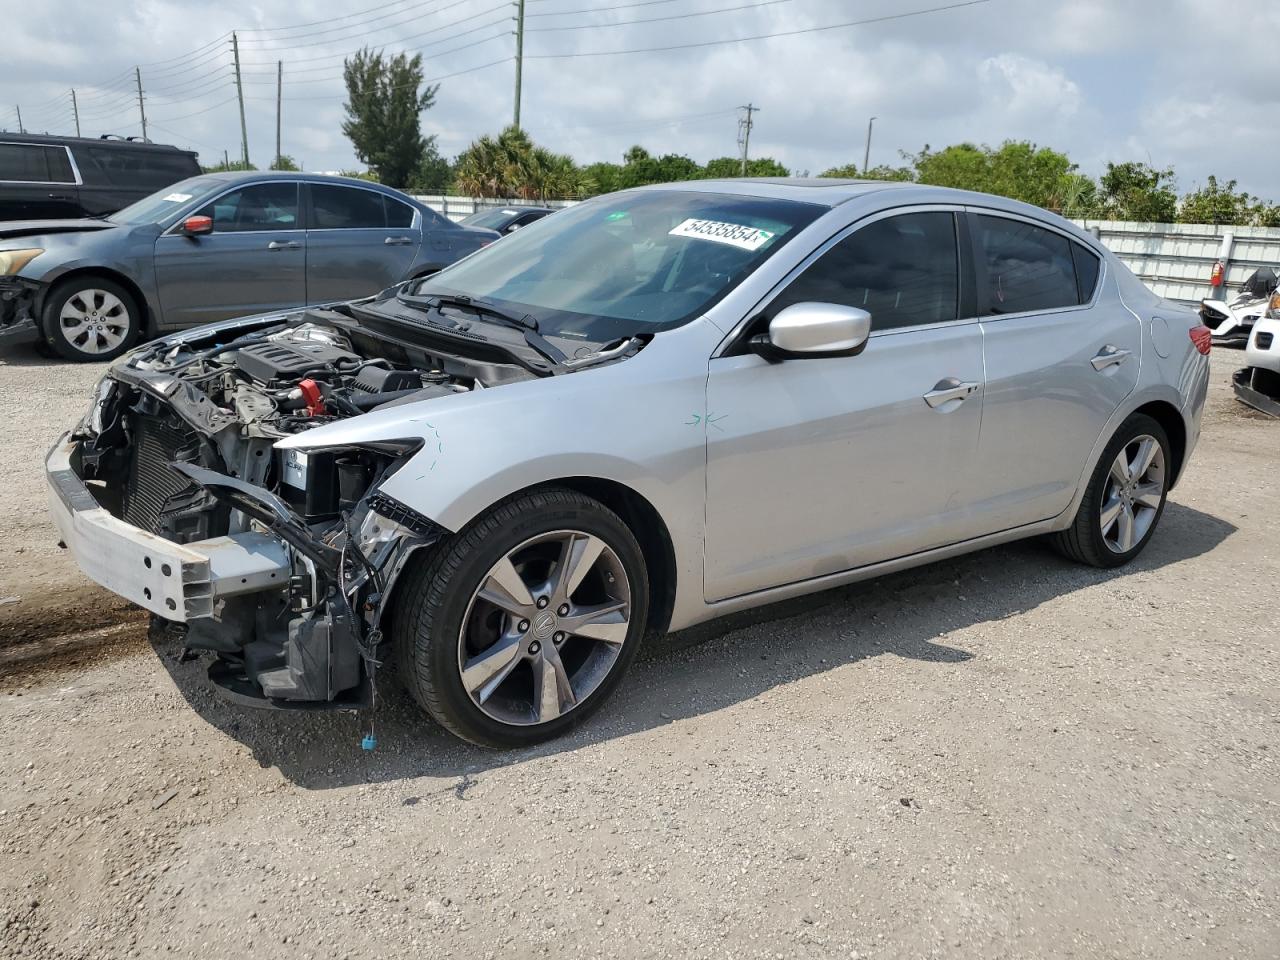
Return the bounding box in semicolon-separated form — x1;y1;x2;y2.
412;196;1279;305
1070;219;1278;303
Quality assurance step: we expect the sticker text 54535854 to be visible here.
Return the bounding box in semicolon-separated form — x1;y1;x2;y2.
668;218;775;251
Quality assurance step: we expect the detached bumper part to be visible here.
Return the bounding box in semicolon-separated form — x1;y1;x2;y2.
45;434;377;710
46;435;291;620
0;277;40;344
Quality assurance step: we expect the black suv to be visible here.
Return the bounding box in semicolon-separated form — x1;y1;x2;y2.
0;134;200;221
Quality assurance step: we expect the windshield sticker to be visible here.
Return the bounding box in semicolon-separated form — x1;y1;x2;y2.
161;192;193;203
669;218;775;251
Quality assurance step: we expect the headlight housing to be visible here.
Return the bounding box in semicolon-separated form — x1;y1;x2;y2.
1267;291;1280;320
0;248;43;276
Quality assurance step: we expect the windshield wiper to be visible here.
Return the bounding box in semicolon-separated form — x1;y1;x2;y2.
401;292;568;370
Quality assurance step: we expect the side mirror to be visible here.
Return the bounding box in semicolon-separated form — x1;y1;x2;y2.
748;302;872;361
181;215;214;237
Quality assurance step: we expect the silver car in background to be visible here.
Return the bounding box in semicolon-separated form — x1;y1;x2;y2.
46;179;1211;747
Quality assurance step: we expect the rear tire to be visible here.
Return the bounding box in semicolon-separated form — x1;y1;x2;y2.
42;275;141;362
393;487;649;748
1053;413;1171;568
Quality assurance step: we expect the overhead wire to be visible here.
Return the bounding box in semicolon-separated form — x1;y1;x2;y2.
529;0;790;32
527;0;993;57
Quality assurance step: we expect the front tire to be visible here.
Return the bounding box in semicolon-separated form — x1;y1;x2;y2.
42;276;141;362
393;487;649;748
1053;413;1171;568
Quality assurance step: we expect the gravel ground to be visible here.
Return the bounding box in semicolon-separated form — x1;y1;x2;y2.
0;352;1277;960
0;341;139;646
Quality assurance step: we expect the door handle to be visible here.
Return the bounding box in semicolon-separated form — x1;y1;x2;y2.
267;240;301;251
1091;345;1132;370
384;236;415;246
923;378;981;409
47;193;70;200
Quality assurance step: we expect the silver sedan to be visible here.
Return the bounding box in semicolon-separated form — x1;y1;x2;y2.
47;179;1211;747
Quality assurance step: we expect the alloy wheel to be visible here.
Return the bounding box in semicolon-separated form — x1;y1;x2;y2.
457;530;632;727
1099;434;1165;554
58;288;131;355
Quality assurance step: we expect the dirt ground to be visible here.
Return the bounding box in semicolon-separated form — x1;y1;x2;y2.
0;350;1276;960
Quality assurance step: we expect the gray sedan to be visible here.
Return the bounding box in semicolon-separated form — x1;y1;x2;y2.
0;171;497;360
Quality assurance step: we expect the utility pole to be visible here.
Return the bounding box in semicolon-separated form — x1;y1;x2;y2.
862;116;876;175
737;103;758;176
15;105;23;134
71;89;80;137
275;60;283;168
513;0;526;129
232;32;249;167
135;67;148;141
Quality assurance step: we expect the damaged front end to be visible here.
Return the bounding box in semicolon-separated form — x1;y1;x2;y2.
0;276;42;344
46;312;475;709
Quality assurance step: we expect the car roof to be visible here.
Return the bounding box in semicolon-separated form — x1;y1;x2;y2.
197;169;418;197
0;132;195;154
633;177;1099;247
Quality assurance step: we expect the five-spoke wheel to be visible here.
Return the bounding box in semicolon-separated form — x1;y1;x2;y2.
394;487;649;747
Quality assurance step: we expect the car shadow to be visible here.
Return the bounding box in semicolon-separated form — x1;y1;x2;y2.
153;500;1235;790
0;339;59;368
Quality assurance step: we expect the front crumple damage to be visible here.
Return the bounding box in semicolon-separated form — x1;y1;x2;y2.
0;276;42;342
55;297;640;709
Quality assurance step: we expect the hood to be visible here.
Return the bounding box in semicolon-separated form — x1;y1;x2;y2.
0;219;119;241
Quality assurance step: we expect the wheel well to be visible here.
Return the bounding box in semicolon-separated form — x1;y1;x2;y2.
1133;400;1187;486
536;477;677;638
42;268;153;334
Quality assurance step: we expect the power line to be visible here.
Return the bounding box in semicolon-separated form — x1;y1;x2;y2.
238;0;483;49
151;97;241;124
528;0;992;57
529;0;791;32
527;0;680;17
238;0;435;34
259;56;514;101
237;0;474;45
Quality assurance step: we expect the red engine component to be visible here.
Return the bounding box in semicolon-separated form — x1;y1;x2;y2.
298;378;326;416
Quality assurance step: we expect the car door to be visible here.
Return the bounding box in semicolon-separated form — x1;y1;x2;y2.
152;180;305;328
304;183;423;303
0;143;81;220
703;208;986;602
964;211;1139;530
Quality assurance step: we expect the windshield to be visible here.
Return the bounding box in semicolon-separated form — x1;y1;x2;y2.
463;208;522;229
416;190;823;340
108;176;220;224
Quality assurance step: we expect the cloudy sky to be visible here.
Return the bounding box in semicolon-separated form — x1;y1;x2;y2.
4;0;1278;197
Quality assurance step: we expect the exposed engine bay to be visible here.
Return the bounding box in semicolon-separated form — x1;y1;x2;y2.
59;298;643;710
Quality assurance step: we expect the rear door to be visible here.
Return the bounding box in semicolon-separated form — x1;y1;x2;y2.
303;183;422;303
965;211;1139;530
0;142;81;220
152;180;306;328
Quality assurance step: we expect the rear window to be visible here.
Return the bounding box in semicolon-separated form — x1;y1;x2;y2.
1071;243;1101;302
0;143;52;182
86;147;200;188
310;184;386;229
973;215;1081;315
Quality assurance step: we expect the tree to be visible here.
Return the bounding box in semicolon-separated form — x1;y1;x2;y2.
341;48;438;188
269;154;299;171
703;156;790;178
909;141;1081;210
408;149;453;194
1096;161;1177;222
1178;175;1258;225
201;159;256;173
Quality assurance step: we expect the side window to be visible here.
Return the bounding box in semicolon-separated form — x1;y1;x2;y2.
973;215;1080;314
86;148;194;187
0;143;51;182
310;184;387;229
385;196;416;229
44;147;76;183
1071;243;1101;303
194;183;298;233
769;211;959;331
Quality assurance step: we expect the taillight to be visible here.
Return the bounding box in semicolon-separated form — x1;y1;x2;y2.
1189;325;1212;355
